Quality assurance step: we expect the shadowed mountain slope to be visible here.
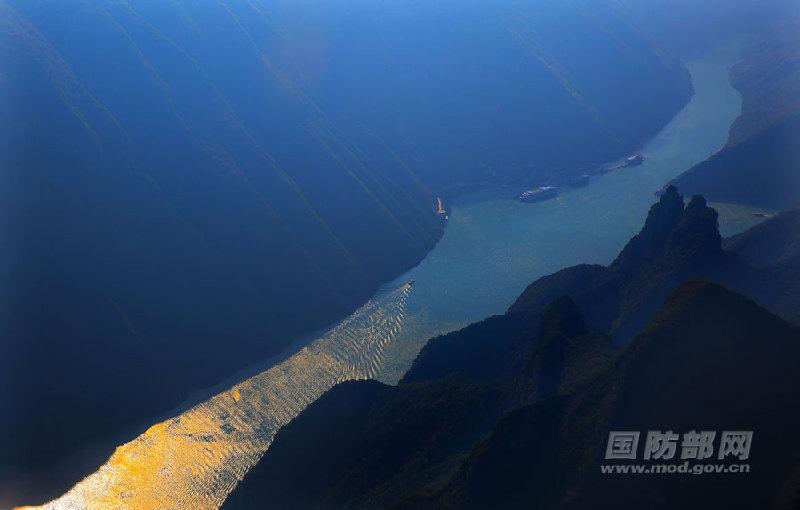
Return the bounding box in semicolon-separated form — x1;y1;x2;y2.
223;296;612;510
724;209;800;323
440;282;800;510
0;0;442;477
673;16;800;209
0;0;694;479
224;282;800;510
725;209;800;268
259;0;693;188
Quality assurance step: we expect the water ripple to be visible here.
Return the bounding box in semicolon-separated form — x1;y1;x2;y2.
31;282;412;510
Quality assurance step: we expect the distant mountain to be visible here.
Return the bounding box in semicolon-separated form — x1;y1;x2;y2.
672;17;800;209
0;0;694;482
223;191;800;509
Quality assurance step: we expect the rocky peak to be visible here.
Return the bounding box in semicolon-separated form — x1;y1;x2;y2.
614;188;726;271
615;185;685;263
662;194;724;263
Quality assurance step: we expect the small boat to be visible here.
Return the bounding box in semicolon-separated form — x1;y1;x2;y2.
625;154;645;166
517;186;558;203
436;197;448;220
608;154;645;172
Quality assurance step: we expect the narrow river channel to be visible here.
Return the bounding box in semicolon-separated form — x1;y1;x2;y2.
31;41;749;510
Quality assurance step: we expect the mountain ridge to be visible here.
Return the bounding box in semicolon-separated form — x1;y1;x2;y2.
223;279;800;509
221;189;800;509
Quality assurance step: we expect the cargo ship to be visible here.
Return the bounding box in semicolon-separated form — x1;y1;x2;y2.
607;154;645;172
517;186;558;203
625;154;645;166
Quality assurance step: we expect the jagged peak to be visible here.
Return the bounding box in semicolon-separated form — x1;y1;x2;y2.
664;194;723;256
614;185;685;262
661;184;682;203
686;193;708;211
614;189;727;269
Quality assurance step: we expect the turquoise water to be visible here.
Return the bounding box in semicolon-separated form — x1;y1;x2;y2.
377;43;745;381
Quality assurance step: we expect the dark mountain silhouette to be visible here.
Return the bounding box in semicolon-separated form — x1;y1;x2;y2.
672;17;800;209
222;296;606;510
0;0;694;480
508;187;800;342
224;282;800;510
509;187;752;344
439;282;800;510
223;192;800;509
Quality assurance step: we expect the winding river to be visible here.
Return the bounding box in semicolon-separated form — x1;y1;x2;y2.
30;41;753;510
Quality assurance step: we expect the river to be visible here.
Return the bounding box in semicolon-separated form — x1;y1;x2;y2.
28;41;751;510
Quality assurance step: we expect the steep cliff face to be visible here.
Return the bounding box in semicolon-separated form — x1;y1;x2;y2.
0;0;693;475
672;16;800;209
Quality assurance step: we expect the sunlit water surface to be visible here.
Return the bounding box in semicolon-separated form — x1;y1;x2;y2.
30;43;749;510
